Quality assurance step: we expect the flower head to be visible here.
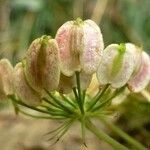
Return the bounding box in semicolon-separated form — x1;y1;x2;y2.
0;59;13;100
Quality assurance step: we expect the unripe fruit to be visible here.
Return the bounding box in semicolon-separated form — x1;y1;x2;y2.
14;63;41;106
55;18;104;76
25;35;60;93
0;59;13;100
128;51;150;92
97;44;134;88
125;43;142;75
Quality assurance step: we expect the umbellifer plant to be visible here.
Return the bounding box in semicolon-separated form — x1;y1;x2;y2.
0;18;150;150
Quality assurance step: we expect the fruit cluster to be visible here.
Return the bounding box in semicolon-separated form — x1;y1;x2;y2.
0;18;149;106
0;18;149;149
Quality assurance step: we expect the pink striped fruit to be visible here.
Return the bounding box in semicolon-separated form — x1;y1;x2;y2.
128;51;150;92
0;59;13;100
25;35;60;93
14;63;41;106
97;44;135;88
55;18;104;76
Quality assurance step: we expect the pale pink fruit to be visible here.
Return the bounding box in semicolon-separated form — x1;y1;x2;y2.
0;59;13;100
97;44;134;88
55;18;104;76
125;43;142;75
128;51;150;92
25;35;60;93
80;20;104;75
14;63;41;106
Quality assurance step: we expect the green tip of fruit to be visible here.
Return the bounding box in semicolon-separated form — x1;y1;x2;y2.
42;35;51;40
40;35;51;48
21;59;26;68
73;18;83;26
118;43;126;53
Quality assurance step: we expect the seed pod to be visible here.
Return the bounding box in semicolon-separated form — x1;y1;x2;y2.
125;43;142;75
55;18;104;76
80;20;104;75
128;51;150;92
14;63;41;106
25;35;60;93
97;44;134;88
0;59;13;100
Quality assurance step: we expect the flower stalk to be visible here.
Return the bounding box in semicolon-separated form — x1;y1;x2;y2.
86;119;129;150
99;117;148;150
75;71;84;114
87;84;109;111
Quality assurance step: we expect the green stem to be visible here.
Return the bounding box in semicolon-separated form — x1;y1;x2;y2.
45;120;70;136
75;72;84;114
99;117;148;150
87;84;109;111
42;97;61;109
11;99;19;115
9;95;69;117
45;90;74;114
73;87;84;114
19;110;65;120
92;86;126;112
39;105;70;117
57;119;73;141
73;87;79;100
9;95;51;115
47;119;74;141
60;94;77;109
82;90;86;109
86;119;129;150
91;93;116;112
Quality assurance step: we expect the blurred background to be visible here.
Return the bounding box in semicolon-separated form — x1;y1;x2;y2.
0;0;150;150
1;0;150;63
